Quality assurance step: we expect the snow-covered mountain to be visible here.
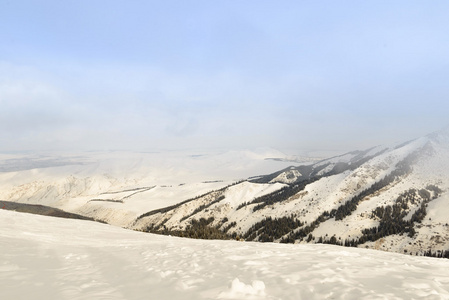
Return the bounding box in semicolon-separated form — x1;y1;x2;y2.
132;128;449;256
1;129;449;257
2;208;449;299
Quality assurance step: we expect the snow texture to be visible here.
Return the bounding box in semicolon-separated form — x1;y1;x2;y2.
1;209;449;300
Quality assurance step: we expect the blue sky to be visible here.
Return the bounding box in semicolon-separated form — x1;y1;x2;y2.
1;1;448;154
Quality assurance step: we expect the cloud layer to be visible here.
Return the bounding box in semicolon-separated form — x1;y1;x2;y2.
1;1;448;153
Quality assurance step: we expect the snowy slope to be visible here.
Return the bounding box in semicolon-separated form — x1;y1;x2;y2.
132;180;288;232
0;149;297;227
1;209;449;300
138;129;449;255
308;130;449;253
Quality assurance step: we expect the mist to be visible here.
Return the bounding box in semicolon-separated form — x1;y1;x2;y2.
1;1;448;155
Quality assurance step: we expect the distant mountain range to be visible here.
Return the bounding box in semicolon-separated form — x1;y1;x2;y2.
1;129;449;256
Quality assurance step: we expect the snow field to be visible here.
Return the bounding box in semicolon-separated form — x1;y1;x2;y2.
1;209;449;300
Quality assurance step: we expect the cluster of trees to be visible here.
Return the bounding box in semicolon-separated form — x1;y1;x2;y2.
329;186;440;247
237;177;319;212
363;187;439;241
137;193;213;220
305;189;449;258
422;249;449;259
332;153;415;221
180;195;226;222
137;180;244;220
146;217;232;240
280;210;332;243
146;218;169;232
318;235;344;246
222;221;237;233
236;201;250;210
243;215;304;242
280;183;441;246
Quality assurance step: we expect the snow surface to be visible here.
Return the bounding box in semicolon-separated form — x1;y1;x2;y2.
1;209;449;300
221;181;286;208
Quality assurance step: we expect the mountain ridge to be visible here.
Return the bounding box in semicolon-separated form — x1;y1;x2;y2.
132;130;449;256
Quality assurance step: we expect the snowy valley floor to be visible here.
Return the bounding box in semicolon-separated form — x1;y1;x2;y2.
1;210;449;300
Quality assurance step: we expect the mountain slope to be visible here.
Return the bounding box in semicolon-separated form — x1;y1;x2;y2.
133;129;449;256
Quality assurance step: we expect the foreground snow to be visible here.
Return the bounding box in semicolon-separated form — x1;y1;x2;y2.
1;210;449;300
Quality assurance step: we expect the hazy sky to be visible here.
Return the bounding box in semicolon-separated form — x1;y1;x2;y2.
1;1;448;154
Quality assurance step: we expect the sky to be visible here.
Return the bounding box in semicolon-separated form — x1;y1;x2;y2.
1;1;449;155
